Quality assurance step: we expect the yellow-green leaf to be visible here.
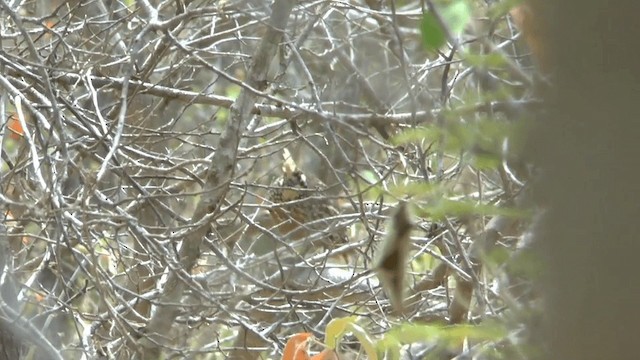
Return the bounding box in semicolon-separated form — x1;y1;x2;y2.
324;316;357;349
347;322;377;360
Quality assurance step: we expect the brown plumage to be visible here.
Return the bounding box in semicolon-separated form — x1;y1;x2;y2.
268;149;348;254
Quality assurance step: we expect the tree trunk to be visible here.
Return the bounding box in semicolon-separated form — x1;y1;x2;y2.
529;1;640;358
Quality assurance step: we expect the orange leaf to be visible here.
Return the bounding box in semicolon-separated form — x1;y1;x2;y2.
282;333;312;360
22;236;31;246
7;114;24;140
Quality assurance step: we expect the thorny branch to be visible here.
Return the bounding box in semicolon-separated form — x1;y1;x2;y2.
0;0;537;358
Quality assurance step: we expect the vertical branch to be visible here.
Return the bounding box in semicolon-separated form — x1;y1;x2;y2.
137;0;297;356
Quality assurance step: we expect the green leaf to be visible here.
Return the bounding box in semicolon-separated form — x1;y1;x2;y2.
347;323;377;360
386;323;442;344
416;199;531;220
444;1;472;35
226;84;241;99
473;152;502;169
415;248;442;272
421;13;446;51
486;246;511;267
388;182;440;199
487;0;523;21
217;108;229;123
324;317;377;360
376;335;402;360
379;323;505;350
439;323;506;345
421;0;472;51
360;170;380;185
391;126;442;146
324;316;356;349
465;52;509;69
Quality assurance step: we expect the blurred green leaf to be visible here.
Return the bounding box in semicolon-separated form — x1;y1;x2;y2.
347;323;377;360
421;0;472;51
441;322;506;344
473;152;502;169
391;126;442;145
226;84;241;99
324;317;377;360
325;316;356;349
379;322;505;351
421;13;446;51
416;198;530;220
217;108;229;123
388;182;440;199
444;1;472;35
360;170;380;184
507;248;544;279
368;184;386;201
376;335;402;360
486;246;511;267
487;0;523;21
465;52;509;69
415;247;442;273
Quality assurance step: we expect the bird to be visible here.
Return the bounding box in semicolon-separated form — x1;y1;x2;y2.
268;149;348;257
